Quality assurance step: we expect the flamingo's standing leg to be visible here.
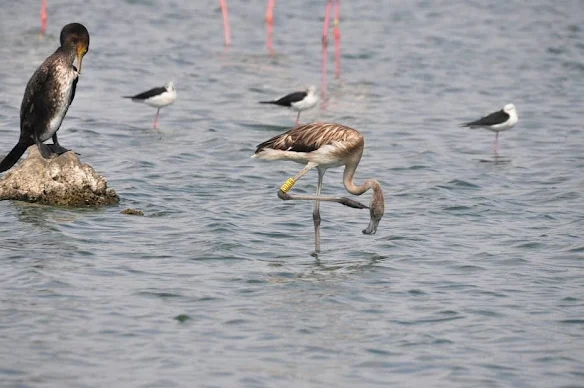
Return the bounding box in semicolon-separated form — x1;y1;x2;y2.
313;168;325;254
219;0;231;47
333;0;341;78
277;162;369;253
321;0;333;99
266;0;275;53
41;0;48;36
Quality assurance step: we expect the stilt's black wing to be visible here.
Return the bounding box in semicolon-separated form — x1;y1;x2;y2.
124;86;166;100
462;109;509;127
260;91;307;107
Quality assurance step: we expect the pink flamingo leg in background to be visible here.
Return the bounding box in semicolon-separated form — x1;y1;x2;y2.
321;0;333;98
333;0;341;78
40;0;48;35
265;0;275;53
220;0;231;46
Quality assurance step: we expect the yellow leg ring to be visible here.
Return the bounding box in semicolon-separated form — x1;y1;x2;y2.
280;178;296;193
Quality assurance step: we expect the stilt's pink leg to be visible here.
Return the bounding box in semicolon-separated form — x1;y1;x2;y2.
219;0;231;46
41;0;48;35
153;108;160;129
266;23;274;54
321;0;332;99
494;132;499;153
296;111;300;125
333;0;341;78
266;0;275;53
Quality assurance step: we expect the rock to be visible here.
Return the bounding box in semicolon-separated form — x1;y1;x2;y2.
174;314;191;323
0;146;119;207
121;208;144;216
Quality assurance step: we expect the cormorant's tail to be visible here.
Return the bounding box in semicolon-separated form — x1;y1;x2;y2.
0;142;30;172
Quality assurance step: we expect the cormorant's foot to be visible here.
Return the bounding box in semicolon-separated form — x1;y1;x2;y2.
37;143;57;159
46;143;71;155
339;197;369;209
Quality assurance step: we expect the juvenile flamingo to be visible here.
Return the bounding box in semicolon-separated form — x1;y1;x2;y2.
252;122;385;254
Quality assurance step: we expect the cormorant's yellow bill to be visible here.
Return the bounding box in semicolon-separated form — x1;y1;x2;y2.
76;45;87;74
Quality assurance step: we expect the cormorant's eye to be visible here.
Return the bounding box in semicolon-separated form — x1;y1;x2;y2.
72;38;78;44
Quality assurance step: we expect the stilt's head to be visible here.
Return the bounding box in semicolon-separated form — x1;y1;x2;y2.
165;81;176;93
60;23;90;74
502;103;518;128
503;103;516;114
306;85;317;96
362;180;384;235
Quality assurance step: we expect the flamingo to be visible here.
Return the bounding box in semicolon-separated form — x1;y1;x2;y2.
252;122;385;254
40;0;48;35
219;0;341;95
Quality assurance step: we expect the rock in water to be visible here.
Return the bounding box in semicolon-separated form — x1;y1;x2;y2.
0;146;119;207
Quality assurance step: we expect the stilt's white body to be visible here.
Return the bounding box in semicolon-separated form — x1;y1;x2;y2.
290;87;318;112
138;83;176;108
483;113;518;132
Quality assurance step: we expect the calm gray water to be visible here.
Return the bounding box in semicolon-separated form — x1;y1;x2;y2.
1;1;583;387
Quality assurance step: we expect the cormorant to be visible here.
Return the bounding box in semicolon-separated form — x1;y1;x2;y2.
0;23;90;172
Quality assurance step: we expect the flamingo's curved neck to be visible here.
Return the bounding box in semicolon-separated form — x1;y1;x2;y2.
343;162;385;229
343;161;372;195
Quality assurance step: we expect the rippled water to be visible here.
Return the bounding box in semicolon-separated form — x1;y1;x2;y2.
1;1;583;387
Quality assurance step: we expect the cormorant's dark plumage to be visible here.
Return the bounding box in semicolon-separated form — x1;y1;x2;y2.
0;23;90;172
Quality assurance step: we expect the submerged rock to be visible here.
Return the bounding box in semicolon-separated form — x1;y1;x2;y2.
0;146;119;207
121;208;144;216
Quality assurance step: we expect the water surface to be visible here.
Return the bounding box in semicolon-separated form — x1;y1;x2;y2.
1;1;583;387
